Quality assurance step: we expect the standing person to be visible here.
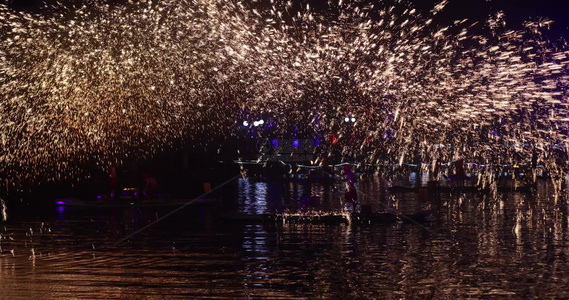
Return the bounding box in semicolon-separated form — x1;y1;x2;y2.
432;158;442;181
109;162;118;198
431;148;443;182
343;164;358;213
449;155;467;179
143;173;159;200
454;158;467;178
448;156;468;188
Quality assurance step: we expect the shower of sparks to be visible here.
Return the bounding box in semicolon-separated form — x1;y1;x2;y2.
0;0;568;184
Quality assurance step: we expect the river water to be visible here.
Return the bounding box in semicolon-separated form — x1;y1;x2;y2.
1;177;569;299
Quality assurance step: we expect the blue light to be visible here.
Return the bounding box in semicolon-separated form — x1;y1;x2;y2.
271;139;279;148
292;139;300;147
314;137;320;146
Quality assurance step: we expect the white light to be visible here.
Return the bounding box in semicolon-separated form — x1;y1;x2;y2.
345;117;350;122
253;121;259;127
243;121;249;126
351;117;356;122
258;119;264;125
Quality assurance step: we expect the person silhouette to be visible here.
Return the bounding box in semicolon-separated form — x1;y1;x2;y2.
109;162;118;198
143;173;159;200
343;164;358;213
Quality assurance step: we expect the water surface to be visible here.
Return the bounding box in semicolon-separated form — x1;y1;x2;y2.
1;177;569;299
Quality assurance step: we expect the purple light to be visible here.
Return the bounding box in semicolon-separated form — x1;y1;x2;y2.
314;137;320;147
292;139;300;147
56;201;65;205
134;192;137;196
271;139;279;148
97;195;102;199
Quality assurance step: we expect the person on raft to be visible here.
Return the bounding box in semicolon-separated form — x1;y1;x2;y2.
142;173;159;200
343;164;358;213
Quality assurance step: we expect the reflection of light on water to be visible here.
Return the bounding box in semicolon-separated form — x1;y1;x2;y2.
289;182;304;202
254;182;267;215
238;178;252;214
242;224;270;288
513;213;522;243
238;178;268;214
57;206;65;219
30;248;35;268
242;225;268;255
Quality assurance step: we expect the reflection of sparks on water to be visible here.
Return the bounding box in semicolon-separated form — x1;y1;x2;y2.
279;209;351;222
0;0;568;188
0;199;6;221
513;213;522;242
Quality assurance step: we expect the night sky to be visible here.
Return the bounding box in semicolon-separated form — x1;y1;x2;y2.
3;0;568;24
5;0;569;39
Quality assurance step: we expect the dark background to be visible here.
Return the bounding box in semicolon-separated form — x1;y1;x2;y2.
5;0;569;34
